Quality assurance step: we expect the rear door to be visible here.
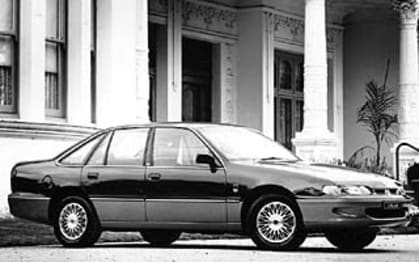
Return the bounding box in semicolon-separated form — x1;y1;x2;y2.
81;128;150;224
145;127;227;224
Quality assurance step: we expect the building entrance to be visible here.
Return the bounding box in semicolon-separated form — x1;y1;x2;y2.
182;38;212;122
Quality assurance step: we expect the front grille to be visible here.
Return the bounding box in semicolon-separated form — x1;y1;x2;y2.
366;208;407;219
372;188;399;195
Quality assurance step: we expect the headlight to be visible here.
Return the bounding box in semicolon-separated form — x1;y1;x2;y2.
322;185;373;196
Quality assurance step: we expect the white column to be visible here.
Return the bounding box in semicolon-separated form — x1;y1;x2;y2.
156;0;182;122
96;0;137;127
135;0;150;123
237;10;274;137
398;1;419;143
67;0;91;125
293;0;337;162
393;0;419;182
303;0;328;133
334;30;344;160
19;0;46;121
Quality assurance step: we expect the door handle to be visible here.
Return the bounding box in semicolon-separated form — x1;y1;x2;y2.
87;172;99;180
148;173;162;182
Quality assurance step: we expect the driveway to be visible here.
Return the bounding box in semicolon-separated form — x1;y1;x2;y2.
1;235;418;262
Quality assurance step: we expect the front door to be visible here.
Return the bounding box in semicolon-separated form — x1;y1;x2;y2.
182;79;212;122
81;128;150;223
182;37;212;122
145;127;226;224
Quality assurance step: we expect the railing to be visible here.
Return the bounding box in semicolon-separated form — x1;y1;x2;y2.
395;142;419;181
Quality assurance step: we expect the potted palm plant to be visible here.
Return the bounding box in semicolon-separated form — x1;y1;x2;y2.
348;59;398;175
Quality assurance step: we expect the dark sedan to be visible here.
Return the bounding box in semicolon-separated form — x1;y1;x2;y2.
8;123;412;250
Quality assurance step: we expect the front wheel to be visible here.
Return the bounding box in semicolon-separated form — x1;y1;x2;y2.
141;230;181;246
247;194;306;250
53;196;101;247
325;229;377;250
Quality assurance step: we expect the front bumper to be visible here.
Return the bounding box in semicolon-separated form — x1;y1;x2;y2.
297;196;412;232
8;193;50;224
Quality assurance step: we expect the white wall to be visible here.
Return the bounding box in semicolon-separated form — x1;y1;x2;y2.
343;10;399;166
0;137;75;216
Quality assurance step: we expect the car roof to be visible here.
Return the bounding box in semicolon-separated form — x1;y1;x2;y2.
104;122;244;131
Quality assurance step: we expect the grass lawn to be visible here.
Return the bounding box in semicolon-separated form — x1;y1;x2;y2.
0;218;58;246
0;218;242;247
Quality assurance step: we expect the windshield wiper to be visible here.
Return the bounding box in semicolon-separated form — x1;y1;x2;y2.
259;157;287;162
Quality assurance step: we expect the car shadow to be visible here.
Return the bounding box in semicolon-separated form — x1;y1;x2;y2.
297;247;399;254
51;242;402;254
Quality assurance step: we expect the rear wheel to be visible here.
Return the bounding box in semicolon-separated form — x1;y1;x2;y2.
53;196;101;247
325;229;377;250
141;230;181;246
247;194;306;250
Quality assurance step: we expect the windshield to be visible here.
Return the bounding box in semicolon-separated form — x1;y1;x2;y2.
198;126;299;162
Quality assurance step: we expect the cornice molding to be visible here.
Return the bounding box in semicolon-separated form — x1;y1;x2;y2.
263;10;343;47
149;0;168;18
181;0;238;37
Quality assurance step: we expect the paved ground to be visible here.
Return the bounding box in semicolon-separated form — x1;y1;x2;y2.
1;234;418;262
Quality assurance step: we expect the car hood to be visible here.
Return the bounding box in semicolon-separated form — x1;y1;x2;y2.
234;160;399;189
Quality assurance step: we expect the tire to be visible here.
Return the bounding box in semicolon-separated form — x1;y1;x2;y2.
325;229;377;250
53;196;101;247
247;194;306;250
141;230;181;246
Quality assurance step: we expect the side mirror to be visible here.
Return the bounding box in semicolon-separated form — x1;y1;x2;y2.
196;154;217;173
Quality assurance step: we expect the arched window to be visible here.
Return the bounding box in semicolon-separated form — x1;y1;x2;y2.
274;51;304;150
296;62;304;92
279;60;292;90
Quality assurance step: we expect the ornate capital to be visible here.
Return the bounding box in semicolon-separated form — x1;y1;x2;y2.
264;12;275;33
393;0;419;21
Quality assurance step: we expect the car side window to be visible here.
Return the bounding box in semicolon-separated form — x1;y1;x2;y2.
60;134;105;165
106;128;149;166
87;132;112;166
152;128;210;167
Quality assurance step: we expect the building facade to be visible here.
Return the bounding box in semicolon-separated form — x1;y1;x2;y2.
1;0;419;214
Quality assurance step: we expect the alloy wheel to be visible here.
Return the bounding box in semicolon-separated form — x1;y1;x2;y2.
256;201;296;244
58;202;88;241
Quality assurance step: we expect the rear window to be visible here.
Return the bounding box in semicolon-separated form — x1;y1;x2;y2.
60;134;105;165
87;133;112;166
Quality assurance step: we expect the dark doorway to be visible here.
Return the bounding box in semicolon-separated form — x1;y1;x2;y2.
182;38;212;122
